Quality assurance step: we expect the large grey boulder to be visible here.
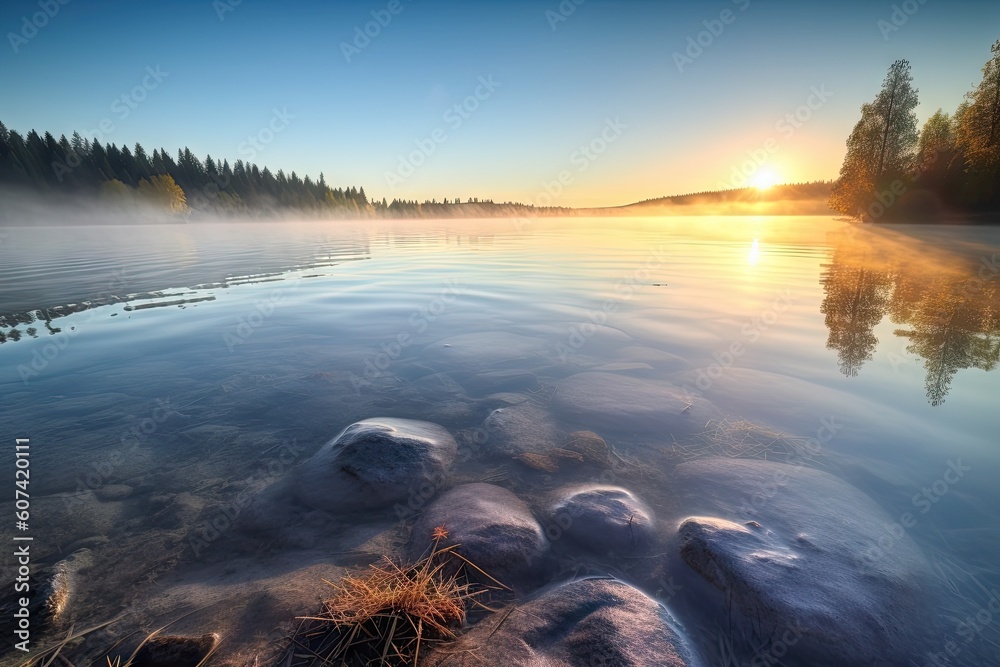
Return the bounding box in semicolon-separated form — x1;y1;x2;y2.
478;400;562;455
552;372;718;435
546;485;657;556
672;457;934;666
423;578;696;666
294;418;457;513
407;483;549;592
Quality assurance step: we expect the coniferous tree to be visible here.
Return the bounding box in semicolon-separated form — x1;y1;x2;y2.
70;132;84;155
133;143;153;181
1;119;373;218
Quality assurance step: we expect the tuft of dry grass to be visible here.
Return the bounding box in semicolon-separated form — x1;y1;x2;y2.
285;528;502;667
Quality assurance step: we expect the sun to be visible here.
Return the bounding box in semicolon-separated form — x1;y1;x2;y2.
751;169;780;191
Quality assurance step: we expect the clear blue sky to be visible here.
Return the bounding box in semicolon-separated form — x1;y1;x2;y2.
2;0;998;207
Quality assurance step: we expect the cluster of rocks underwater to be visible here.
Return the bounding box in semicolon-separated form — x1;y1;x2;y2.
10;347;950;667
227;417;931;666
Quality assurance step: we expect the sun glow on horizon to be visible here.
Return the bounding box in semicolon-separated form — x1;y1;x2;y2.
752;169;780;191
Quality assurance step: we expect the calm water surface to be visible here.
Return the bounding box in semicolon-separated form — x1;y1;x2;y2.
1;216;998;664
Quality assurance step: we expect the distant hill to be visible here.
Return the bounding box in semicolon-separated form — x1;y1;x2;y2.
609;181;836;216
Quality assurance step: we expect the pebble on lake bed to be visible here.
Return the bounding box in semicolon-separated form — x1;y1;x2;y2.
562;430;612;466
513;452;559;472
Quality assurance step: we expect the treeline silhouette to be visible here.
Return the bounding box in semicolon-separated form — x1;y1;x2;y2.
0;121;568;220
375;197;567;218
0;120;371;217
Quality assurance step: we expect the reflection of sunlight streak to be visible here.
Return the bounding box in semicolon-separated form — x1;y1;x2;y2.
748;237;759;266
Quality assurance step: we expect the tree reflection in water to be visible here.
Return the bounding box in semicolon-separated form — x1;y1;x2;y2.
821;226;1000;405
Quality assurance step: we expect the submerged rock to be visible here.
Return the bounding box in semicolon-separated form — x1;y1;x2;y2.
562;430;612;466
547;485;656;556
667;366;932;449
94;484;134;501
150;492;205;530
589;361;655;373
464;369;541;395
513;449;586;474
423;331;549;370
617;345;689;369
672;457;934;666
514;452;560;472
552;372;718;435
295;418;457;513
407;483;549;592
479;400;562;455
45;548;94;624
423;578;696;666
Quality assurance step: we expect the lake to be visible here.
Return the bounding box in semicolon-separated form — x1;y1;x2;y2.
1;216;998;666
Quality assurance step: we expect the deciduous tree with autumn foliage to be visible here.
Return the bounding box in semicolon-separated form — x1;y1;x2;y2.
829;60;919;220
